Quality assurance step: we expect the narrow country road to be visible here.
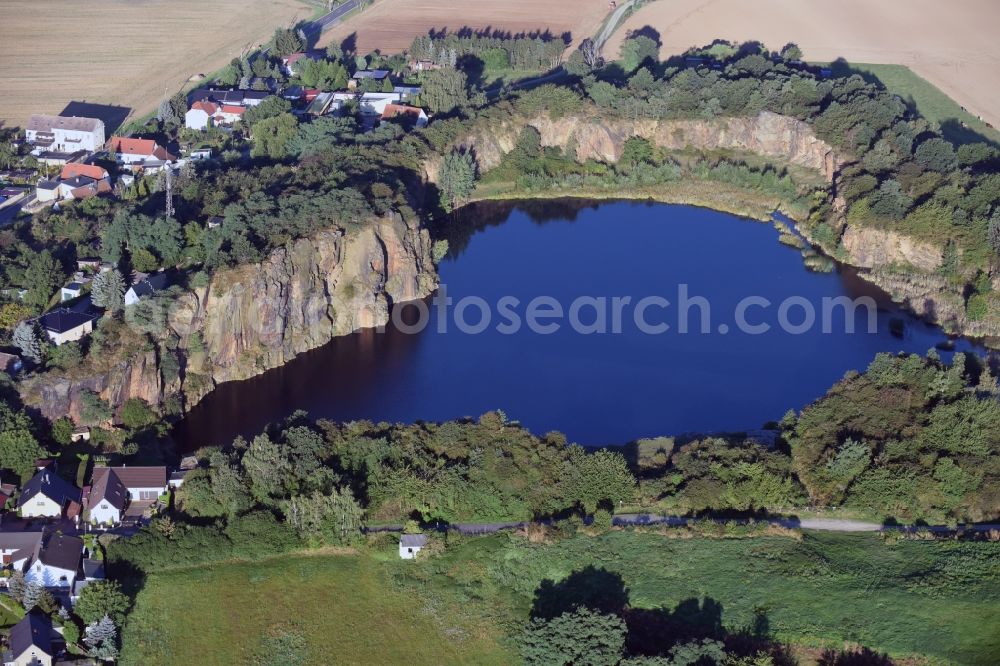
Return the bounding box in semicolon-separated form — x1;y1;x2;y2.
369;515;1000;536
596;0;638;52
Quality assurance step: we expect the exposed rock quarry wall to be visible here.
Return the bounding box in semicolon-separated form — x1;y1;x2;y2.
425;110;842;183
22;214;436;422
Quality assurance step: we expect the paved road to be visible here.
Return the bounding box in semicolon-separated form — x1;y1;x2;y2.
596;0;638;51
302;0;360;42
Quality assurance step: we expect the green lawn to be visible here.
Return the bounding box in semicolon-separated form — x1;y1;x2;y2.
825;62;1000;146
120;550;514;666
403;530;1000;665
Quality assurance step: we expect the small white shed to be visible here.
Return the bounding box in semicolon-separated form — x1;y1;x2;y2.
399;533;428;560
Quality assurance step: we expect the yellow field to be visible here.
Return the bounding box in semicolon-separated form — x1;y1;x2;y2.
319;0;611;55
605;0;1000;128
0;0;312;130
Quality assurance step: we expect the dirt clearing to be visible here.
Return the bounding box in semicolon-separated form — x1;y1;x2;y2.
319;0;611;56
0;0;311;129
604;0;1000;128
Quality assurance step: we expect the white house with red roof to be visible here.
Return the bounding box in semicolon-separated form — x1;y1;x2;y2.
185;100;245;130
109;136;176;168
381;104;429;129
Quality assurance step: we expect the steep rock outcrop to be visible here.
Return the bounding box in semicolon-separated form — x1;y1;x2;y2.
425;110;842;183
21;213;436;421
839;226;943;272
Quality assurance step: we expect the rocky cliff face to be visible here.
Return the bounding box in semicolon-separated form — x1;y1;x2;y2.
21;213;437;421
839;226;943;272
425;110;842;183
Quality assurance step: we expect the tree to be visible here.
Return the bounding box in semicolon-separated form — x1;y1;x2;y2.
989;211;1000;255
79;390;112;426
90;269;126;312
7;571;25;602
251;113;299;160
438;151;477;212
156;99;175;123
50;417;75;446
75;580;130;625
420;68;470;113
0;302;32;331
272;27;304;57
562;448;635;514
242;433;290;500
12;321;44;364
915;137;957;172
281;487;364;545
521;608;626;666
620;35;658;73
23;250;64;309
120;398;156;430
22;581;55;612
84;615;119;661
780;43;803;61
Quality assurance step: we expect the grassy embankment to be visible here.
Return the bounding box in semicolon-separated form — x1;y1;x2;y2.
120;531;1000;665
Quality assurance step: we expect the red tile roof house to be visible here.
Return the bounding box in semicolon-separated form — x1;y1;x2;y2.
381;104;429;129
35;162;111;203
109;136;176;169
185;100;246;130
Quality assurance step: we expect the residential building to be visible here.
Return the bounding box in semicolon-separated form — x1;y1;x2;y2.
282;51;324;76
17;467;82;518
168;469;190;488
37;162;113;203
381;104;428;129
409;60;441;72
33;180;59;203
0;352;22;375
0;531;43;571
185;101;245;130
124;272;169;306
352;69;390;82
37;309;97;346
25;533;84;588
108;137;176;168
3;610;55;666
87;466;167;525
24;114;105;155
189;88;268;107
59;279;88;302
399;533;428;559
393;85;422;101
70;427;90;443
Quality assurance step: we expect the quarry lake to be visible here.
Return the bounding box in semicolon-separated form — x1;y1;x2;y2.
173;199;984;451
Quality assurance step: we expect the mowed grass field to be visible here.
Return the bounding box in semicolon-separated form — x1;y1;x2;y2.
606;0;1000;129
319;0;611;56
119;549;514;666
0;0;312;129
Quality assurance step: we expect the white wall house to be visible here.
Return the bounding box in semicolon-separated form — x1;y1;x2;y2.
88;466;167;525
5;611;54;666
37;309;96;346
17;467;82;519
125;273;168;306
24;534;83;589
399;533;428;559
24;114;105;154
19;494;61;519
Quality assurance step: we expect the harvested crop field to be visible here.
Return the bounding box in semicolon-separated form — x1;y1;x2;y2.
319;0;611;56
0;0;311;130
605;0;1000;129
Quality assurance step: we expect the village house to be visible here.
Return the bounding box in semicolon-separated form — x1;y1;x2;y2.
393;85;422;102
109;136;176;171
189;88;269;107
35;163;112;203
17;467;82;519
185;100;245;130
59;280;87;302
3;610;56;666
381;104;429;129
36;308;97;346
25;533;84;588
399;533;428;559
0;352;22;375
124;272;169;306
282;51;324;76
71;557;105;603
24;114;105;155
0;531;43;571
87;465;167;525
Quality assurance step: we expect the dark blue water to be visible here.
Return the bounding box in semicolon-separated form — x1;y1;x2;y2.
174;200;983;450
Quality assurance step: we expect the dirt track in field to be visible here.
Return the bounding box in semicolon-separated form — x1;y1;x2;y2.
0;0;310;129
604;0;1000;128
